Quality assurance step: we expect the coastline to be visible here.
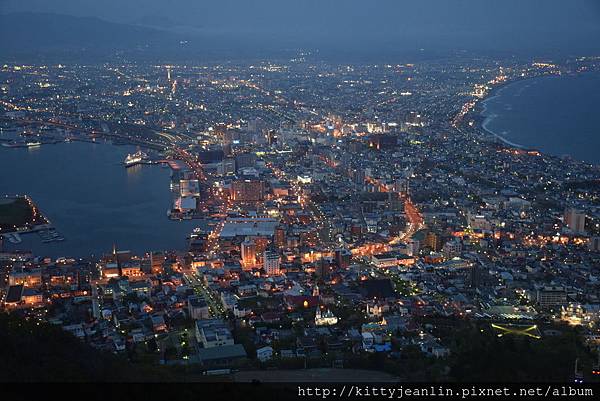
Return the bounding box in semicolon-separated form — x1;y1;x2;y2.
475;75;541;150
472;70;600;159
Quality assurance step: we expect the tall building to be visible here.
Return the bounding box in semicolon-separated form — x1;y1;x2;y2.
150;252;165;275
469;264;481;289
274;225;286;247
334;248;351;269
406;239;420;256
197;149;224;164
267;129;278;146
235;152;257;171
189;229;208;253
263;248;281;276
316;258;334;278
219;157;236;175
424;231;441;251
442;240;462;260
241;238;257;269
222;140;232;157
247;117;267;134
589;237;600;252
231;179;264;202
564;208;586;234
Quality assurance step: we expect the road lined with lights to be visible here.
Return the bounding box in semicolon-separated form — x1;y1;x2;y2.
183;272;226;317
171;145;207;181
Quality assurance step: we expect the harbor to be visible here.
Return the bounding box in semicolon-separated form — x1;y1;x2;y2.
0;141;205;257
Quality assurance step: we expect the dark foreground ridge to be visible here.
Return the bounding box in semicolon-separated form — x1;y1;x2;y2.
0;312;596;383
0;313;170;382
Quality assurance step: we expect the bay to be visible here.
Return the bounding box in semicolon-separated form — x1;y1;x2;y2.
0;141;202;258
481;71;600;165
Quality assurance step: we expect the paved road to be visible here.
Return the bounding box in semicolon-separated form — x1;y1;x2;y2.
184;272;226;317
233;368;400;383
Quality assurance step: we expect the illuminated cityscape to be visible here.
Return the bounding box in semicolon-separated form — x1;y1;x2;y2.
1;0;600;390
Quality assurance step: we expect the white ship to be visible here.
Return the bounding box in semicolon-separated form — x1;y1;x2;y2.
124;150;148;167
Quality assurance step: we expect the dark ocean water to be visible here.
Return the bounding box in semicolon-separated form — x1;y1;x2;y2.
0;141;202;258
481;72;600;165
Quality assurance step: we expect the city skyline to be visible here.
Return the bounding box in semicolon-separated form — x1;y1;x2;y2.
1;0;600;394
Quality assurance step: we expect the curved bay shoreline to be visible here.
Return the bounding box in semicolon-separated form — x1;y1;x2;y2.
471;70;600;166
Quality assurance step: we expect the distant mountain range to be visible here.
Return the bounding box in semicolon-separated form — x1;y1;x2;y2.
5;11;593;64
0;12;306;63
0;12;183;58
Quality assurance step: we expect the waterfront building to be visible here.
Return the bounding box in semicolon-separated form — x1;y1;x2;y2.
8;268;42;287
149;252;165;274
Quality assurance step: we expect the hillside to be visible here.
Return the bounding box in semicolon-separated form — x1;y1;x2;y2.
0;313;169;381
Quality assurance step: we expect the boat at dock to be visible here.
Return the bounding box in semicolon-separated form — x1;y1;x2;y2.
124;150;149;167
